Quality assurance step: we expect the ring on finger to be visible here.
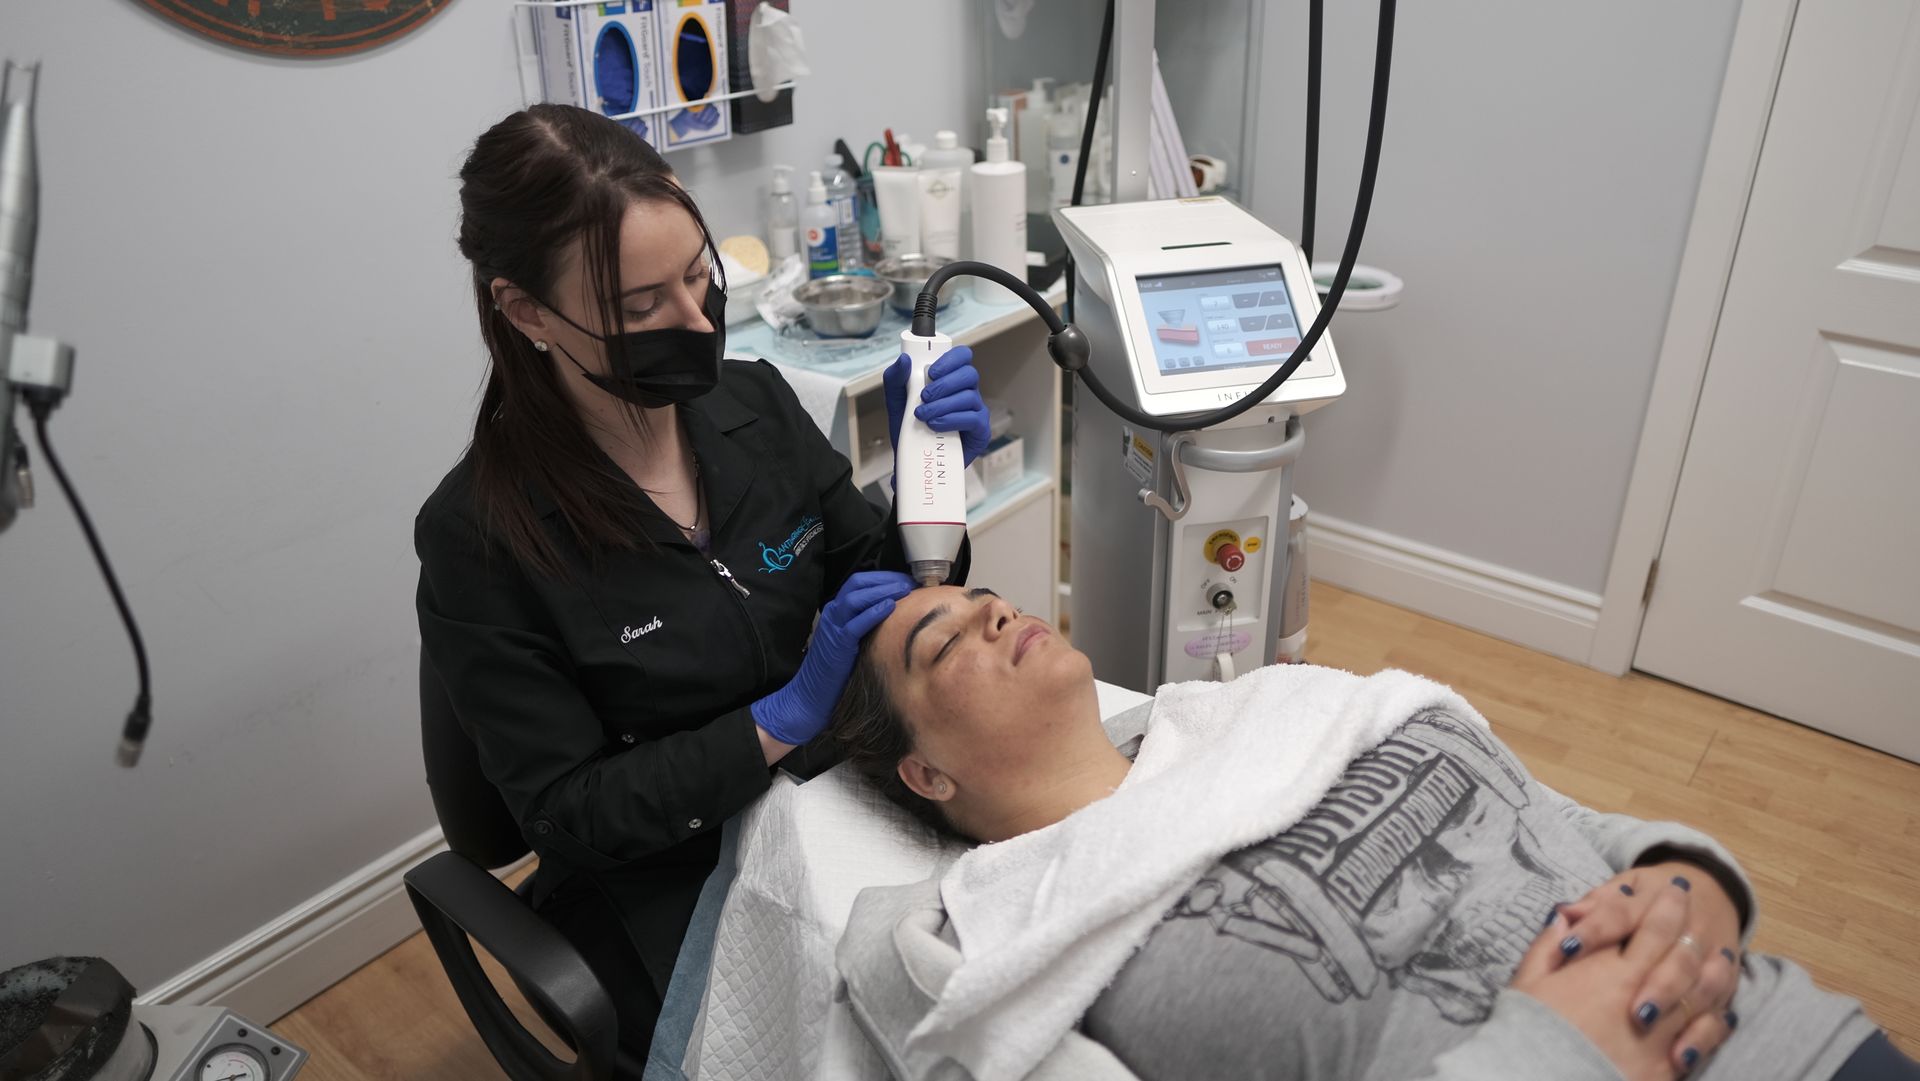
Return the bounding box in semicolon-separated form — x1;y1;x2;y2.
1676;995;1695;1022
1676;933;1705;960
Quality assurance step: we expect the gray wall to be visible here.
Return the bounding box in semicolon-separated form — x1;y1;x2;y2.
1245;0;1739;593
0;0;983;996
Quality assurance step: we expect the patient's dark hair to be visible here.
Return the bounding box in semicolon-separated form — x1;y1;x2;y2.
829;647;971;842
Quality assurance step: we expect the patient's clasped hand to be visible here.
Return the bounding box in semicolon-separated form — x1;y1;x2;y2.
824;586;1894;1081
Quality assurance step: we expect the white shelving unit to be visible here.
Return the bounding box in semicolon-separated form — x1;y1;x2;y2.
732;283;1068;623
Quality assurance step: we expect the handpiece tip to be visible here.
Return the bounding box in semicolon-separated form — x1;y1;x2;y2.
908;559;953;589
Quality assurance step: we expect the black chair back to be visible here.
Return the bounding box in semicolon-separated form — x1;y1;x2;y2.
408;652;625;1080
420;653;529;869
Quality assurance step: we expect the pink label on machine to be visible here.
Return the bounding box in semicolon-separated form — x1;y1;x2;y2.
1184;630;1252;658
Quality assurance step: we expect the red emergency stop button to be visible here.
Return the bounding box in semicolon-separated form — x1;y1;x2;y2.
1214;542;1245;572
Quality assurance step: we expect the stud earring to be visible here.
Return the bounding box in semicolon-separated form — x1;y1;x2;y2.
534;340;549;353
934;779;949;795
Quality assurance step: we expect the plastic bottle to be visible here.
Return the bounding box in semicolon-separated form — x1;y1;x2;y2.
1275;496;1311;664
767;165;798;261
803;170;839;279
969;108;1028;306
896;132;927;167
920;131;976;259
1019;78;1053;213
1048;103;1082;208
822;154;862;271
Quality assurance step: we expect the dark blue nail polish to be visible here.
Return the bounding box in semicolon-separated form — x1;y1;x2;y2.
1725;1010;1739;1030
1721;947;1737;964
1672;875;1692;891
1637;1002;1661;1027
1682;1047;1700;1071
1560;935;1582;958
1543;907;1559;928
1620;883;1635;896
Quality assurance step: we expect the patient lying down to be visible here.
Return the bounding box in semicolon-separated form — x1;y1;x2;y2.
825;585;1909;1081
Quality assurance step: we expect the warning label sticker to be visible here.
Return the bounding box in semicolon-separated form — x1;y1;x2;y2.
1123;429;1155;484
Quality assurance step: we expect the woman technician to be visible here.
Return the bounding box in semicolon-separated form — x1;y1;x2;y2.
414;104;989;1068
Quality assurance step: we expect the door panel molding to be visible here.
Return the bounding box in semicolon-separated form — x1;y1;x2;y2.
1591;0;1804;674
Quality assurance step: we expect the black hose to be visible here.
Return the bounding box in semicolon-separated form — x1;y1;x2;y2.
1302;0;1323;262
913;261;1064;337
28;399;154;765
915;0;1397;434
1064;0;1117;323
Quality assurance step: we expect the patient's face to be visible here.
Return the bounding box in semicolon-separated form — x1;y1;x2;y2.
868;585;1095;773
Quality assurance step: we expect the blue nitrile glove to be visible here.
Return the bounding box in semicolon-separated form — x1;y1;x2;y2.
885;346;992;466
750;570;915;745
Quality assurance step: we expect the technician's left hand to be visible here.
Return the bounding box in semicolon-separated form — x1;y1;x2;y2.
885;346;991;465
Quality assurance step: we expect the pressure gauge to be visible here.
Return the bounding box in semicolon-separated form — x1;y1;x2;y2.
199;1044;270;1081
134;1003;306;1081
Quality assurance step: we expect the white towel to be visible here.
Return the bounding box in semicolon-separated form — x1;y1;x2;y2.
760;357;848;434
906;664;1483;1081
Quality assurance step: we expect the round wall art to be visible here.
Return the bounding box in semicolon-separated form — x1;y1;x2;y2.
133;0;451;58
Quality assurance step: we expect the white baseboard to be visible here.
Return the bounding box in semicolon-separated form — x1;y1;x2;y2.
1307;513;1604;665
137;825;450;1023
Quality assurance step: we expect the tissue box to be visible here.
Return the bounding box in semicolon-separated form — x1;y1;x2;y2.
653;0;732;150
529;1;668;148
979;434;1025;493
724;0;792;135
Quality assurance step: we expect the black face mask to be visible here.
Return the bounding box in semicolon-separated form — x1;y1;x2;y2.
545;281;727;409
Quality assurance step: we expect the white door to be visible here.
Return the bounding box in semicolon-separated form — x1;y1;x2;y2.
1636;0;1920;761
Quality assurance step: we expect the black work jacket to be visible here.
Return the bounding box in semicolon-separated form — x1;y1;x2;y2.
414;358;964;987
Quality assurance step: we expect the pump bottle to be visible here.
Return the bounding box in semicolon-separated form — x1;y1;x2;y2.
767;165;798;260
969;108;1028;306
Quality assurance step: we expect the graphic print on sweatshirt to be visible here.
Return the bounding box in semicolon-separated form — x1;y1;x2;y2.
1159;708;1595;1024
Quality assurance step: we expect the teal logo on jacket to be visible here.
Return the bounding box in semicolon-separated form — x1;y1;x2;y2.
759;514;824;573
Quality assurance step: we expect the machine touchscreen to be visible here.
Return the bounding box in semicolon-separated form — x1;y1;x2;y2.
1136;264;1301;378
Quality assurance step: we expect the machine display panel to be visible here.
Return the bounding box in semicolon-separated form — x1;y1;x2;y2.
1135;264;1302;377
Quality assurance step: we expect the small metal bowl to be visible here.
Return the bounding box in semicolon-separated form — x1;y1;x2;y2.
874;253;960;315
792;275;893;338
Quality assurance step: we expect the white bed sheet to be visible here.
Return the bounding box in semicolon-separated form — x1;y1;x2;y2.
684;680;1155;1081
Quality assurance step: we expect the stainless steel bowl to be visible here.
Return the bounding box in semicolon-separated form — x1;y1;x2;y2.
792;275;893;338
873;253;960;315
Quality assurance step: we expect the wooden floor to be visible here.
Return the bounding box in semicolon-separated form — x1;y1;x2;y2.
276;585;1920;1078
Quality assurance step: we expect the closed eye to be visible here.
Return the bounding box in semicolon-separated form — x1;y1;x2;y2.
931;632;962;667
905;589;1002;671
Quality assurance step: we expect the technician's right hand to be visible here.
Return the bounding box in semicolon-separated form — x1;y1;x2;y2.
750;570;915;748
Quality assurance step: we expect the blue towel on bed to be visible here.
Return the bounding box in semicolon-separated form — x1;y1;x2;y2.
644;815;742;1081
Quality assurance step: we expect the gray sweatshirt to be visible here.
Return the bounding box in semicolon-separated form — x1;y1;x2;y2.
838;708;1877;1081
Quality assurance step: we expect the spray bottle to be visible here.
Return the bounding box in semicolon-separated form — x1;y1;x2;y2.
802;170;838;279
822;154;861;271
895;327;967;587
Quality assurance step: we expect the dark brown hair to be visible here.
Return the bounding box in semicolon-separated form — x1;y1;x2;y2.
829;646;971;842
455;104;720;578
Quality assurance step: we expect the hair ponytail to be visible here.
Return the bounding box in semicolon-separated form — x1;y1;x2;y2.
454;104;717;579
